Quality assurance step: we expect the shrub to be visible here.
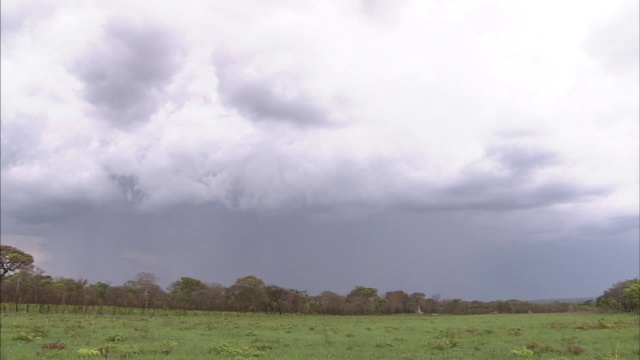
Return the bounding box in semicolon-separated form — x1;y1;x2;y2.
510;347;534;357
106;333;125;342
428;337;459;350
374;340;394;348
152;341;178;355
566;345;585;355
13;332;34;342
526;340;556;353
41;342;66;350
209;343;265;358
508;328;523;336
113;345;142;358
77;348;101;357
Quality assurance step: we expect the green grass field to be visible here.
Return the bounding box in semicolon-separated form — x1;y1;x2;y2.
1;309;638;359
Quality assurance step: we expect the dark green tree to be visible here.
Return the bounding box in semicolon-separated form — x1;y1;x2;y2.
226;276;267;312
347;286;378;314
168;277;206;308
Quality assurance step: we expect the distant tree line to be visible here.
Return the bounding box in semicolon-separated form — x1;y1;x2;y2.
1;245;636;315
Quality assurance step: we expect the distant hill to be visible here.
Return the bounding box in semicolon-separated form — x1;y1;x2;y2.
528;297;595;304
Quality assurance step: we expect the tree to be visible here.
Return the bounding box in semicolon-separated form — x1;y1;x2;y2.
124;272;165;308
168;277;206;308
622;279;640;312
265;285;290;314
0;266;52;303
0;245;34;280
597;279;640;312
226;276;267;312
385;290;413;314
52;277;87;305
91;282;110;305
317;291;346;314
347;286;378;314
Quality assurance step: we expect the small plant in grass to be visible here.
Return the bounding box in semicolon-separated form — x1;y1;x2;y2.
576;319;613;330
41;342;66;350
37;342;67;359
113;345;142;358
510;347;534;357
508;328;522;336
566;345;585;355
254;343;273;351
13;325;49;341
597;318;613;329
525;340;557;353
133;326;148;333
106;333;125;342
428;337;459;350
13;332;34;341
375;340;394;348
564;337;585;355
77;348;101;357
209;343;265;357
86;346;109;357
152;341;178;355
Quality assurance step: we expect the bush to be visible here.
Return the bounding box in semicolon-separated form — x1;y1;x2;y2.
106;333;125;342
77;348;101;357
510;347;534;357
41;342;66;350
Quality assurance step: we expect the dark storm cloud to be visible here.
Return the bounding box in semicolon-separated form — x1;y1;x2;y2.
535;214;640;242
109;174;145;204
2;199;97;227
72;19;183;126
23;203;638;301
214;53;334;127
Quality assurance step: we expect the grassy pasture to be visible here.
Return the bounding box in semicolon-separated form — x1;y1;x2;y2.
1;308;638;359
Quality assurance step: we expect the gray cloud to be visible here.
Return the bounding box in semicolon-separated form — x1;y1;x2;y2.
0;115;46;169
214;53;335;127
109;174;145;204
399;144;608;212
485;144;557;176
72;19;183;126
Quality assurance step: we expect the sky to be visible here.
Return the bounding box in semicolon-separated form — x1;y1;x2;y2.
1;0;638;301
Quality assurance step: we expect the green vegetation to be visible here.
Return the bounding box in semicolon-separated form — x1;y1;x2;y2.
0;245;34;280
1;309;638;359
3;246;638;316
597;279;640;312
1;246;639;358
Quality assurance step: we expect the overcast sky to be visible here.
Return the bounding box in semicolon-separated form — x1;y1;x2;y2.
1;0;638;301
